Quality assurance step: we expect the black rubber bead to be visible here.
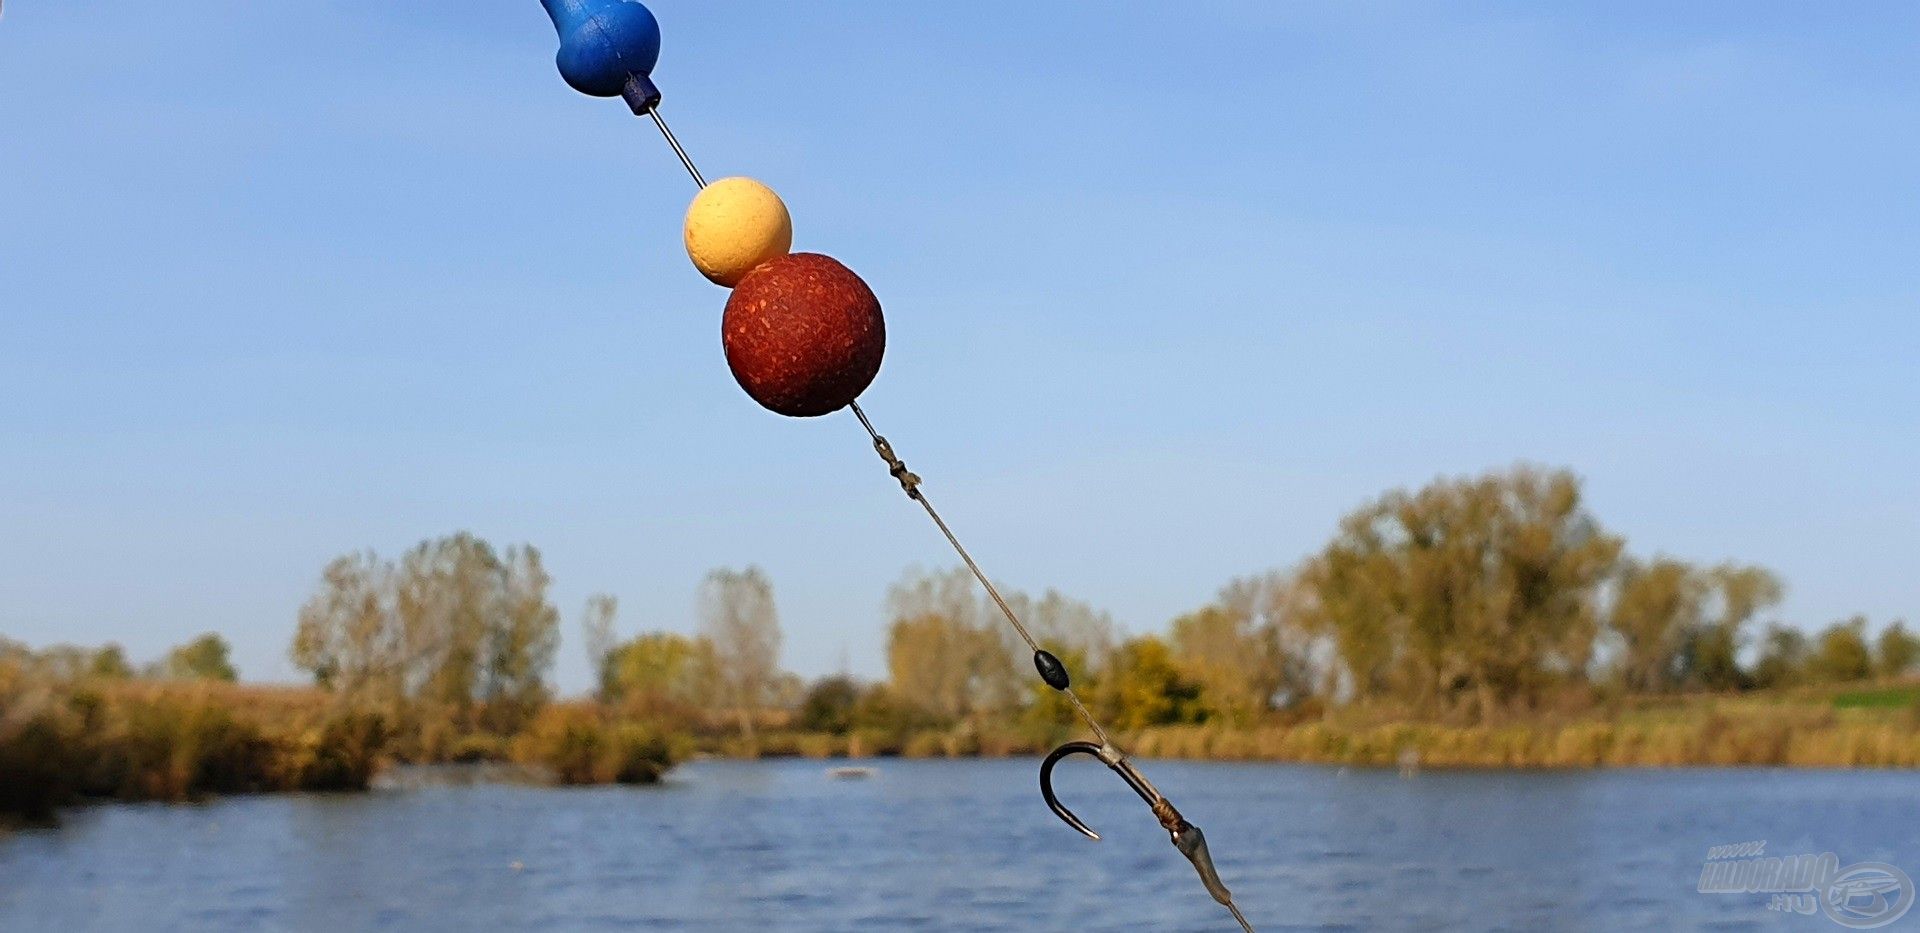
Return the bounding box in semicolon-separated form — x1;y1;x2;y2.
1034;650;1071;691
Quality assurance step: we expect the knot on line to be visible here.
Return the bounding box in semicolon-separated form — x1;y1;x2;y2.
1151;797;1185;834
871;435;921;499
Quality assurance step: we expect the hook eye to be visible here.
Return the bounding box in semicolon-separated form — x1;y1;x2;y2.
1039;741;1107;840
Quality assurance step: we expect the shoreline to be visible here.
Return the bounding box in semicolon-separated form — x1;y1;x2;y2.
9;680;1918;829
702;718;1920;770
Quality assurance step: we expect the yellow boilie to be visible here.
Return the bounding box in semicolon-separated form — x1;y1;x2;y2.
683;177;793;287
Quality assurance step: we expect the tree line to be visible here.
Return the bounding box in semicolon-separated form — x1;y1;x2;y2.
1;632;238;684
859;469;1914;735
284;465;1915;743
566;465;1920;741
8;462;1912;826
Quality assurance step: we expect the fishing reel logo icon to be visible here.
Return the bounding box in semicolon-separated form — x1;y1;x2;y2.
1823;862;1914;929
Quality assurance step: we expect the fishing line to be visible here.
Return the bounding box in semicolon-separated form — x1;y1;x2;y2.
537;3;1256;927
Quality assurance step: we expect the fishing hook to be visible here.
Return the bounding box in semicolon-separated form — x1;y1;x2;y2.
1040;741;1252;931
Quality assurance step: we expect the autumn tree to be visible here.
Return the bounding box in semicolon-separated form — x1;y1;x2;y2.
1676;564;1782;691
1020;588;1117;673
291;533;560;732
1606;557;1705;693
1299;551;1396;705
1006;586;1118;732
0;640;130;682
1301;465;1623;719
699;566;782;742
291;551;398;700
581;593;719;725
602;632;716;718
401;534;501;721
480;545;559;732
885;568;1019;723
1169;570;1316;723
1095;635;1205;731
886;610;1010;723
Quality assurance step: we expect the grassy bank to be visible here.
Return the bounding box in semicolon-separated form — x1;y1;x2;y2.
9;679;1914;827
0;678;684;827
722;683;1920;769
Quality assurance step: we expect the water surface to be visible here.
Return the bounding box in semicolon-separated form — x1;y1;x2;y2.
3;759;1916;931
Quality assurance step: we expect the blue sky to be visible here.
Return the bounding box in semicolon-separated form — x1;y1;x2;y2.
2;2;1915;691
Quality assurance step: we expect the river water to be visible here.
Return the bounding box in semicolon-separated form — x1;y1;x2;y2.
3;759;1916;931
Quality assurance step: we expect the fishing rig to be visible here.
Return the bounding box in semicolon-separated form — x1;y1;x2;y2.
536;3;1255;929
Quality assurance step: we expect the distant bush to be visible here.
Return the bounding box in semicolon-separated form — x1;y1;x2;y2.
0;699;74;824
514;705;678;785
281;710;391;791
796;676;861;734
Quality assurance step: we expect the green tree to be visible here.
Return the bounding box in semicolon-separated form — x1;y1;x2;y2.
163;633;238;682
798;676;862;734
88;644;133;680
1875;621;1919;678
1750;624;1810;690
1807;616;1874;684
